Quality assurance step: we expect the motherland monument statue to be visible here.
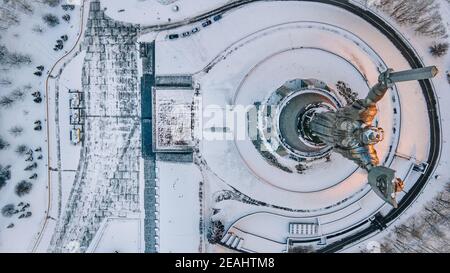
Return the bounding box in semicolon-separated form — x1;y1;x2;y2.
304;66;438;207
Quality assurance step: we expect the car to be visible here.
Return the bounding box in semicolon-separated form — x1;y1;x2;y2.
70;128;83;145
213;14;222;21
202;20;212;27
168;34;179;40
182;31;191;37
191;27;199;34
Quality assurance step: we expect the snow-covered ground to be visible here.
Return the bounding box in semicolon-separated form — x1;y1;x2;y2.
87;218;142;253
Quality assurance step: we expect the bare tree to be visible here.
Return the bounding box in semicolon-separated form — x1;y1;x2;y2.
2;0;34;14
289;245;315;253
15;144;29;155
373;0;447;38
207;220;225;244
378;181;450;253
0;78;12;85
0;5;20;30
32;24;44;34
415;11;447;37
11;88;25;101
0;135;9;150
9;126;24;137
0;45;32;67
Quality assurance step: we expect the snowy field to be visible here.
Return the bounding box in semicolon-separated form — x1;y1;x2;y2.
87;218;142;253
158;161;202;253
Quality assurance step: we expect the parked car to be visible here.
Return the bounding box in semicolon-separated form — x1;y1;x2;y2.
213;14;222;21
191;27;199;34
202;20;212;27
168;34;179;40
70;128;82;145
182;31;191;37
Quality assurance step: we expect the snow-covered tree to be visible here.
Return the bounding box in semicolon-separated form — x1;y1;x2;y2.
0;136;9;150
0;95;14;108
2;0;34;14
429;42;449;57
0;78;12;85
32;24;44;33
379;182;450;253
1;204;15;217
206;220;225;244
15;180;32;196
11;88;25;101
373;0;447;38
0;45;32;67
0;0;33;29
289;245;315;253
0;164;12;190
0;5;20;30
9;126;24;137
15;144;29;155
43;0;61;7
42;13;60;27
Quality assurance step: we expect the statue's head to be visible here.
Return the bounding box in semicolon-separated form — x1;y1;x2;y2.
362;126;384;145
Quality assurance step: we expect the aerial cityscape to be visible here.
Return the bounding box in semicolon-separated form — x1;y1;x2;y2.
0;0;449;254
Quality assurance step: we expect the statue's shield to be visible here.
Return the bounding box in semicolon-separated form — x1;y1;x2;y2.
368;166;397;208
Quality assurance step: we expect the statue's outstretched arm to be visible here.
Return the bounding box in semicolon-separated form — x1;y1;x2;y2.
364;66;438;106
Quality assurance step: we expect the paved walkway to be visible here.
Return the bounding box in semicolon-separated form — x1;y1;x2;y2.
50;1;141;252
